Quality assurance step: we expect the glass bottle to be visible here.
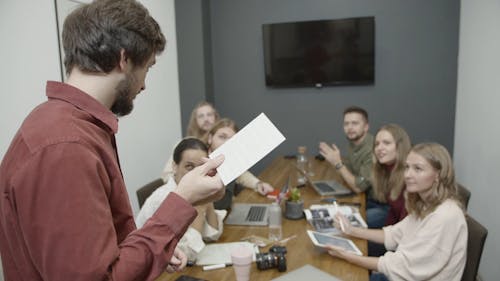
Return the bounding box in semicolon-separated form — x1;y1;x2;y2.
268;202;282;242
296;146;309;186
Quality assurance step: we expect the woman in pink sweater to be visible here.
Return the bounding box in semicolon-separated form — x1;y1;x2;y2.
328;143;467;281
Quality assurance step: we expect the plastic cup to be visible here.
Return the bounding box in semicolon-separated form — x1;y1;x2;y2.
230;246;253;281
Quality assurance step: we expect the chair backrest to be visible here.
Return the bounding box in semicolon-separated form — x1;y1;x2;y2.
457;183;471;210
461;215;488;281
136;178;165;208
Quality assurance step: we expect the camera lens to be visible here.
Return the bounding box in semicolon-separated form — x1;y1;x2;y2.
256;252;275;270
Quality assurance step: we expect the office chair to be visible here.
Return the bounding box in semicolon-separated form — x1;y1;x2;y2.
136;178;165;208
457;183;471;210
461;215;488;281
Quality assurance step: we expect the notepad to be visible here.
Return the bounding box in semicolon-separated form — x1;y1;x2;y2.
195;242;257;266
209;113;285;185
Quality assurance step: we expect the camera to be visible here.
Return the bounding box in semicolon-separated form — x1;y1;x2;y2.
256;245;287;272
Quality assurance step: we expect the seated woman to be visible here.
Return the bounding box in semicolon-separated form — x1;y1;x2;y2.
368;124;412;257
372;124;412;226
136;138;226;261
204;118;274;209
327;143;467;281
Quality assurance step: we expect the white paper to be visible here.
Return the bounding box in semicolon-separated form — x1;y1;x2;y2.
209;113;286;185
195;241;257;265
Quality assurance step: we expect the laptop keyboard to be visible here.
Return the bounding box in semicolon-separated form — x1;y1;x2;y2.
245;206;267;222
315;182;336;192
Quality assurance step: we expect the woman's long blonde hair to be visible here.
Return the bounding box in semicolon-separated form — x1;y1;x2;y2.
202;118;239;150
372;124;412;202
186;101;219;138
406;143;461;218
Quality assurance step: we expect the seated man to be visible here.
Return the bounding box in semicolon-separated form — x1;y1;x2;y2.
319;106;388;228
161;100;218;181
186;101;219;139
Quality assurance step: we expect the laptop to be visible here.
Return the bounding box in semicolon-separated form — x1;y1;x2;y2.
224;203;270;226
295;165;353;197
271;264;341;281
225;177;291;226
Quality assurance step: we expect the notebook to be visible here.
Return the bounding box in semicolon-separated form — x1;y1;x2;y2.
224;203;270;226
195;241;257;265
271;264;341;281
295;165;353;196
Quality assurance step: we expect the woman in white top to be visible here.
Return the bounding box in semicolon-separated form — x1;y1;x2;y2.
136;138;226;261
327;143;467;281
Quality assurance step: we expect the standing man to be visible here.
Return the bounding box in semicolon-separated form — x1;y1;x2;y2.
0;1;225;281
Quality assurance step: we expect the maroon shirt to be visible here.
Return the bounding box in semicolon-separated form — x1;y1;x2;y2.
384;190;408;226
0;81;196;281
383;164;408;226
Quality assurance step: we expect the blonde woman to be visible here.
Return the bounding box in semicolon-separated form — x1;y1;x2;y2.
328;143;467;281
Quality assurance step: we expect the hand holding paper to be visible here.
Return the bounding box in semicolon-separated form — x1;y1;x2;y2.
209;113;286;185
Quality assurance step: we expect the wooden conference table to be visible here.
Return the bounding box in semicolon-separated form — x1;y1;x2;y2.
160;156;368;281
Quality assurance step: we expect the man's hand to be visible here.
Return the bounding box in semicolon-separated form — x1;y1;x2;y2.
256;181;274;195
165;248;187;273
319;142;342;166
173;155;225;205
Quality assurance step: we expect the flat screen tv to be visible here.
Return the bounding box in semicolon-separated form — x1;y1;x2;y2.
262;17;375;88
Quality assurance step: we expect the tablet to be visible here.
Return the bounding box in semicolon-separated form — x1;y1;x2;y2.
306;230;362;256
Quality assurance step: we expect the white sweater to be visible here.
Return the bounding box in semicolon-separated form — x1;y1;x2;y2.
378;199;467;281
136;177;226;261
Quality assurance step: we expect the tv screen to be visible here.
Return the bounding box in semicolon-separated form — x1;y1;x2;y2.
262;17;375;88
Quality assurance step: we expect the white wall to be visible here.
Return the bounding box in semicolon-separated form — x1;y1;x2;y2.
0;3;60;280
0;1;181;278
0;1;61;159
117;0;183;214
455;1;500;280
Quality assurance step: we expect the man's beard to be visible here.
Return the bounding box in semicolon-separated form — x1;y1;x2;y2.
346;132;365;143
111;73;135;116
201;121;212;131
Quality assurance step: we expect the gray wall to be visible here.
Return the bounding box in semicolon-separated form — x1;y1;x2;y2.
175;0;214;135
176;0;460;174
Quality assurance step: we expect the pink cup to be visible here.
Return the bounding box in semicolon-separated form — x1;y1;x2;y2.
230;246;253;281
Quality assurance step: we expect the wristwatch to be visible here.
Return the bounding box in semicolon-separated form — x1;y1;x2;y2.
335;162;344;170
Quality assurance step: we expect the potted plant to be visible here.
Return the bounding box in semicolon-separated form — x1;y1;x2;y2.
285;187;304;220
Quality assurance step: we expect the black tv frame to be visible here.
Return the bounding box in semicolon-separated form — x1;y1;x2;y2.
262;17;375;88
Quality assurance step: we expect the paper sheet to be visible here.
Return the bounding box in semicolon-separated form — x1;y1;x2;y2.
195;241;257;265
209;113;286;185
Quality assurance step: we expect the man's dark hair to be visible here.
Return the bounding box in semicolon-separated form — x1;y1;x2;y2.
62;0;166;75
173;138;209;165
343;106;369;122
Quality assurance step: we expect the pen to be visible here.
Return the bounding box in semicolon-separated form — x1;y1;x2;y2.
278;234;297;244
202;263;232;271
334;201;345;232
